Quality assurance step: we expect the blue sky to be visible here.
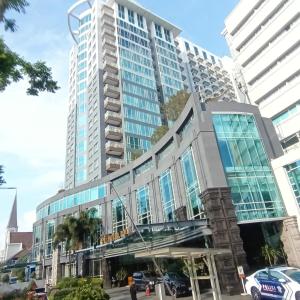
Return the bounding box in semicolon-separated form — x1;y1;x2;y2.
0;0;239;248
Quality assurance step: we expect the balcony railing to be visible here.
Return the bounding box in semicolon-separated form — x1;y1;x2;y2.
104;84;120;99
105;126;122;141
105;141;124;156
106;158;125;172
105;111;122;126
104;97;121;112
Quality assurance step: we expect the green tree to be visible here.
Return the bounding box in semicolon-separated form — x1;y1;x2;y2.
0;0;59;95
53;208;101;277
53;217;75;277
150;125;169;145
0;0;29;32
261;244;282;266
163;90;190;122
0;165;5;185
1;273;9;283
130;149;143;161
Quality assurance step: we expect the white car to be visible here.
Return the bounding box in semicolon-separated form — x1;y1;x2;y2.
245;267;300;299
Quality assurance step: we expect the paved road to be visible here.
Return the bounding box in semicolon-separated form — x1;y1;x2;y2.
106;286;251;300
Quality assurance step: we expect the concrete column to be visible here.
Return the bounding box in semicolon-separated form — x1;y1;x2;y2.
201;187;247;295
281;217;300;267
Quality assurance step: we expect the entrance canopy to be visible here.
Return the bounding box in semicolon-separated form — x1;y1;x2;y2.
135;247;231;300
135;247;231;258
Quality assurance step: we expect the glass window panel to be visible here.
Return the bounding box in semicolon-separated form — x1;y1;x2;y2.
213;113;285;222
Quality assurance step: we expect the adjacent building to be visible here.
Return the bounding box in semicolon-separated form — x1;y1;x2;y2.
0;197;33;264
176;37;238;102
223;0;300;230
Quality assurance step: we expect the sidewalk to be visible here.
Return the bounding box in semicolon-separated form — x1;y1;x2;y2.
106;286;251;300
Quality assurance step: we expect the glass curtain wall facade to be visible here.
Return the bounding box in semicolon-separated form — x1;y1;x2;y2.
117;5;161;162
213;113;285;222
75;14;91;185
112;197;127;233
181;147;205;219
285;160;300;207
152;30;184;100
136;185;151;224
159;169;176;222
46;220;55;258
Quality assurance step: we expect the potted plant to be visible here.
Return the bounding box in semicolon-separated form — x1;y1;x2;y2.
116;268;127;287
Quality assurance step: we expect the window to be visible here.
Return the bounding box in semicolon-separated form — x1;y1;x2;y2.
112;197;127;233
155;24;162;38
202;51;207;59
181;147;205;219
136;186;151;224
164;29;171;42
255;271;269;280
211;55;216;64
272;101;300;126
118;4;125;19
213;113;285;222
184;41;190;51
285;160;300;207
194;47;199;56
128;9;134;24
159;169;175;222
137;14;144;28
134;160;153;177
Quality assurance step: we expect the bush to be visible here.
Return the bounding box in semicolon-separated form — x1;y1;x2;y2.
57;277;80;289
1;273;9;283
1;288;27;300
51;288;74;300
64;283;109;300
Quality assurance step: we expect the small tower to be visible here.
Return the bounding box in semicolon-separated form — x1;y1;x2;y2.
6;196;18;245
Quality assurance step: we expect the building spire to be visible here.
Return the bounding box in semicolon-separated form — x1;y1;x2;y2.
7;195;18;231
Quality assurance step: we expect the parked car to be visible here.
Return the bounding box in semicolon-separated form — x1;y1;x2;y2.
132;271;157;291
162;272;190;298
245;266;300;299
9;276;17;284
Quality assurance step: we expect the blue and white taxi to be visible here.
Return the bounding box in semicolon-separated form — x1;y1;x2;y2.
245;267;300;299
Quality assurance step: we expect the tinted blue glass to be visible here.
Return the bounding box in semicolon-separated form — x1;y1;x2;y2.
181;148;205;219
136;186;151;224
159;169;175;222
285;160;300;207
213;113;285;222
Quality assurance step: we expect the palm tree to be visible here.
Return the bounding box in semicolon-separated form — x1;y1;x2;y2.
53;209;101;277
0;0;29;31
53;216;77;277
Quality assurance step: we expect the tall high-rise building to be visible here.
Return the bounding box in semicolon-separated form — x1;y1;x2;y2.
223;0;300;228
65;0;185;189
65;0;241;190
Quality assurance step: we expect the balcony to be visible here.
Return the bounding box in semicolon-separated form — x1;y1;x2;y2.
103;59;118;74
101;4;114;15
105;126;122;141
103;38;117;52
105;141;124;156
104;97;121;112
187;51;194;59
104;84;120;99
102;17;115;32
103;49;117;63
103;71;119;86
106;158;125;172
105;111;121;126
101;30;116;42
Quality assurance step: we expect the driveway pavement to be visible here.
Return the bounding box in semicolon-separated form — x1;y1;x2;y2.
106;286;251;300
